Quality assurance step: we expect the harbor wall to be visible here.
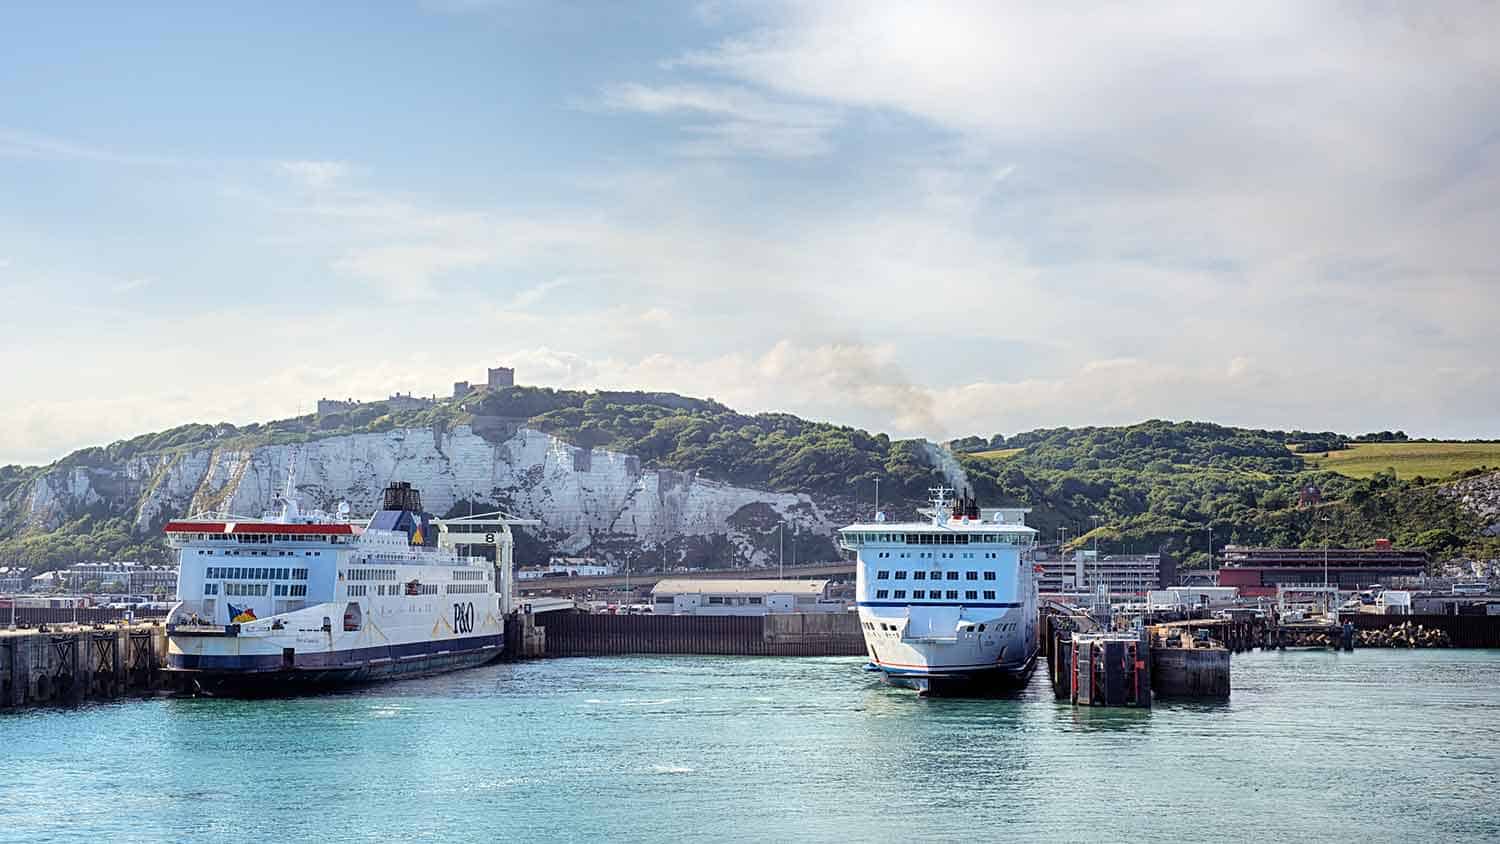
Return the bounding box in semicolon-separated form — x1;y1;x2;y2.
1151;647;1231;699
1;624;173;708
1341;613;1500;648
536;612;867;657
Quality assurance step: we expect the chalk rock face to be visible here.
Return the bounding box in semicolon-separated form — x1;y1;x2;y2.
17;425;838;567
1442;470;1500;537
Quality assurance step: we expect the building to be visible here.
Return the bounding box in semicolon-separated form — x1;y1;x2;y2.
316;393;436;417
29;571;63;592
1036;552;1173;597
650;578;844;615
453;381;472;398
487;366;514;388
0;567;28;593
1218;544;1428;597
517;558;615;581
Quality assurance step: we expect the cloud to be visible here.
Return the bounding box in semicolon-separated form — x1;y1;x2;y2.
598;82;840;158
277;160;349;190
0;127;179;166
109;278;151;294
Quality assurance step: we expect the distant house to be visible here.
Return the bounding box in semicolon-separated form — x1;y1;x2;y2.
1298;483;1323;507
650;578;844;615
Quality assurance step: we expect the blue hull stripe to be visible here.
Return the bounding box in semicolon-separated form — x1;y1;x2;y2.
167;632;504;673
856;601;1022;609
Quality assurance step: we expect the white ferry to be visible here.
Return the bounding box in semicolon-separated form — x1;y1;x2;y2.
163;481;521;694
840;487;1039;695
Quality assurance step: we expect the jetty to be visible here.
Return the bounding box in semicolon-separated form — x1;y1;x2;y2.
1;622;177;707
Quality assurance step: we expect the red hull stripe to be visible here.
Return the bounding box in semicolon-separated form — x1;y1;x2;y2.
163;521;355;536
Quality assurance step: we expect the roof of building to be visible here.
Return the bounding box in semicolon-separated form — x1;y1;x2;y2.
652;578;829;596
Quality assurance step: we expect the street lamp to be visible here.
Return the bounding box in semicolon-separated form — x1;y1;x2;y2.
772;523;785;579
1090;516;1104;596
1320;515;1333;590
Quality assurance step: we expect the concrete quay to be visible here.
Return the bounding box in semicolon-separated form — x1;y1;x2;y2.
1;623;175;708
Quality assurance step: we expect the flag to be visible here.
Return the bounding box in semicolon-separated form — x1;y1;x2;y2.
411;525;425;545
228;603;257;623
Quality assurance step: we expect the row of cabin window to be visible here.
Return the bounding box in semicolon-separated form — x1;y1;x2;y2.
197;549;321;558
205;583;307;597
873;589;997;601
446;583;489;594
871;552;1006;560
227;533;347;544
706;596;764;605
347;568;398;581
875;570;997;581
205;566;309;580
864;620;995;632
845;532;1033;546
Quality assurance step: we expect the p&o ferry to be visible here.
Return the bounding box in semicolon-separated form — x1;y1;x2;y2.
163;481;520;694
840;487;1039;695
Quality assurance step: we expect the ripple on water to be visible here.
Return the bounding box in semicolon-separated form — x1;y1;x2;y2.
1;650;1498;842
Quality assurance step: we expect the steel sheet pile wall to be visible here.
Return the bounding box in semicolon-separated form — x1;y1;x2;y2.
540;612;866;657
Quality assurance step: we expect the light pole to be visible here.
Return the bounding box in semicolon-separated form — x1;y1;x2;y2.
1090;515;1104;596
1320;515;1332;589
772;523;785;579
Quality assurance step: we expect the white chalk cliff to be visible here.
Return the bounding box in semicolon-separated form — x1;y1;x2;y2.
18;425;837;567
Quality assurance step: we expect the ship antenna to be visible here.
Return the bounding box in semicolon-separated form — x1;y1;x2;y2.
928;486;952;526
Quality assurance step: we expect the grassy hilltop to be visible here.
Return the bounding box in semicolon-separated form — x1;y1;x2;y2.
3;388;1498;570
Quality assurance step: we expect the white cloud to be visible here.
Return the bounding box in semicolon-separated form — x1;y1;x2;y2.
109;278;151;294
598;82;840;158
277;160;349;190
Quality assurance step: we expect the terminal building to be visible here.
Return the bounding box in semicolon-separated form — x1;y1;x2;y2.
650;578;845;616
1217;543;1428;597
1036;552;1175;598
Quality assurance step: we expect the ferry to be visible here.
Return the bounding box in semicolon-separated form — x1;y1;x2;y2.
163;481;518;694
840;487;1039;695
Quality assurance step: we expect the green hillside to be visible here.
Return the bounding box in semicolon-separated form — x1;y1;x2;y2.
4;392;1498;570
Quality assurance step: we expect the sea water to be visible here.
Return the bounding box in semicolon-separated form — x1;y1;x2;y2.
1;649;1497;842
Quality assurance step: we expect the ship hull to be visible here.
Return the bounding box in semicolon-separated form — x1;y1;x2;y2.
166;633;504;697
874;651;1038;697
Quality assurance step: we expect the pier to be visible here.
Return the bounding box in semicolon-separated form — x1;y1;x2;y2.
1;623;175;708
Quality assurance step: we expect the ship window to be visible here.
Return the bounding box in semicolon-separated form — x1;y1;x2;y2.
876;590;888;599
946;590;958;600
978;624;986;632
893;571;906;580
876;570;889;580
708;596;724;605
912;571;925;580
893;590;906;599
984;591;996;600
965;590;978;600
966;571;978;580
912;590;925;599
945;572;957;581
748;597;762;605
984;571;996;580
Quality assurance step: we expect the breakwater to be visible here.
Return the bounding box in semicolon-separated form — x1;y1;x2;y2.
1342;613;1500;647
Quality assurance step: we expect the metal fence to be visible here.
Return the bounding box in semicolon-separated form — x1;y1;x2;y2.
3;608;169;628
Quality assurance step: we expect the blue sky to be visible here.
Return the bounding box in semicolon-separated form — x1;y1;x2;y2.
2;1;1498;465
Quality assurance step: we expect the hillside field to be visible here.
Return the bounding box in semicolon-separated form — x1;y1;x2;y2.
970;447;1025;460
1300;442;1500;480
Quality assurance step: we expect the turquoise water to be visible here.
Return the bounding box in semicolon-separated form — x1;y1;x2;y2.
2;650;1497;843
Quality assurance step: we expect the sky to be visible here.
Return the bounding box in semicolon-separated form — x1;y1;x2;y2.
2;1;1498;466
